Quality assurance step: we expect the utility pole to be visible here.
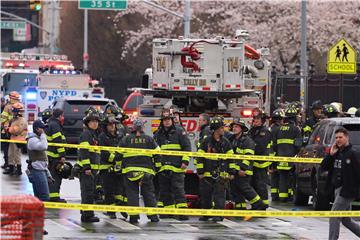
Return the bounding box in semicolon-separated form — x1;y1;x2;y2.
83;9;89;72
300;0;308;111
49;0;56;54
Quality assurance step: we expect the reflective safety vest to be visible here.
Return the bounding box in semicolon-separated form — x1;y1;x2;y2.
45;117;66;159
77;128;100;171
228;133;255;176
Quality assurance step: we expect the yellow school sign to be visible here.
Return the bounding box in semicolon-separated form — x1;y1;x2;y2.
327;38;357;74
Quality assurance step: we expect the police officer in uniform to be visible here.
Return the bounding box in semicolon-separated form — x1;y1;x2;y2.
248;108;272;208
154;109;191;220
78;109;101;222
120;119;162;224
45;109;67;202
228;118;266;211
196;117;235;222
269;109;285;201
98;115;125;219
273;107;302;202
1;91;21;170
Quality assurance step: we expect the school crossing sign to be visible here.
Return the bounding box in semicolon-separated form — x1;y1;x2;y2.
327;38;357;74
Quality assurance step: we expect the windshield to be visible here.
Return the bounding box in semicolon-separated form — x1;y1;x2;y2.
124;94;144;109
2;73;37;94
343;124;360;146
63;100;111;114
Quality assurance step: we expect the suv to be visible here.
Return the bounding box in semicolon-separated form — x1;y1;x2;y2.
50;97;117;157
295;117;360;210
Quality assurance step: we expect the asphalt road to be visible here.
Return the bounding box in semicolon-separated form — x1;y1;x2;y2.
1;154;359;240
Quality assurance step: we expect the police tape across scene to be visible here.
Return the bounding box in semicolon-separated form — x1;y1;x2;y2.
0;139;323;164
43;201;360;217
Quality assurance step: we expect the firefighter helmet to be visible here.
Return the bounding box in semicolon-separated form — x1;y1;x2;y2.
83;108;101;123
271;109;285;119
253;108;268;120
230;117;249;132
323;104;339;116
9;91;20;100
41;108;53;123
132;118;145;131
11;102;25;112
57;162;73;179
355;108;360;117
104;103;119;116
330;102;342;113
103;115;120;125
311;100;322;110
285;107;298;118
347;107;357;116
209;116;225;130
161;108;175;120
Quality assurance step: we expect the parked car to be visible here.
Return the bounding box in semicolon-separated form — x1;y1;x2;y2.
295;117;360;210
50;97;117;157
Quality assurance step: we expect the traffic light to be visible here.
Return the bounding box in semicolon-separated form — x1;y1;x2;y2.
29;0;41;11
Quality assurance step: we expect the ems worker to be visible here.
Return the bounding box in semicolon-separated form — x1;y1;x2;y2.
154;109;191;220
45;109;67;202
78;109;101;223
98;115;125;219
269;109;285;201
228;118;266;211
4;102;27;175
1;91;21;170
196;117;235;222
302;100;323;143
248;108;272;208
120;119;161;224
273;107;302;202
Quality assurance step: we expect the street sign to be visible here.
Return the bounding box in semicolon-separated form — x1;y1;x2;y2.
1;21;26;30
78;0;127;10
13;24;31;42
327;38;357;74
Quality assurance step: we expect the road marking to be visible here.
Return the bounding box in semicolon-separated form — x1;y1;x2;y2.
218;219;253;231
159;218;180;223
104;219;141;230
171;224;199;231
64;218;87;230
45;219;71;231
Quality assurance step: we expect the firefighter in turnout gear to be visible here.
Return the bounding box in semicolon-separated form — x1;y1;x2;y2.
269;109;285;201
1;91;21;170
45;109;67;202
104;103;129;137
273;107;302;202
120;119;161;224
248;108;272;208
302;100;323;143
196;117;236;222
228;118;267;211
78;109;101;223
153;109;191;220
98;115;126;219
3;102;27;175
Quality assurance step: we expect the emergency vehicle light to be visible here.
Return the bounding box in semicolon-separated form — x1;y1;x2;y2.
241;109;253;117
26;91;37;100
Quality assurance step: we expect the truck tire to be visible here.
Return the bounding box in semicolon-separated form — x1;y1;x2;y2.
312;178;331;210
294;183;309;206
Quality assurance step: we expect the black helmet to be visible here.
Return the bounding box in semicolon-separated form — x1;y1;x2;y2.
209;116;225;130
41;108;52;123
355;108;360;117
230;117;249;132
323;104;339;118
103;115;120;125
104;103;119;116
84;106;98;116
132;118;145;131
271;109;285;119
83;109;101;123
57;162;73;179
161;108;175;120
311;100;322;110
285;107;298;118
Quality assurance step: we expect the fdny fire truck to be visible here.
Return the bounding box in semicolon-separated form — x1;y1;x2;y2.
1;52;104;122
124;33;272;151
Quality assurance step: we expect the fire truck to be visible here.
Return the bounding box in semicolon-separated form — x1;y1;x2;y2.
1;52;104;122
125;32;272;150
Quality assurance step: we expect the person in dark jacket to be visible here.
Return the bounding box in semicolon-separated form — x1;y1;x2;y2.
45;108;67;202
153;109;191;220
120;118;162;224
248;108;272;208
273;107;302;202
197;113;212;149
98;115;125;219
196;117;236;222
320;128;360;240
228;118;266;211
302;100;323;143
77;109;101;223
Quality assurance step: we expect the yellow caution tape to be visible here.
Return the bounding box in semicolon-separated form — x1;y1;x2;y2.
43;202;360;217
0;139;322;164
